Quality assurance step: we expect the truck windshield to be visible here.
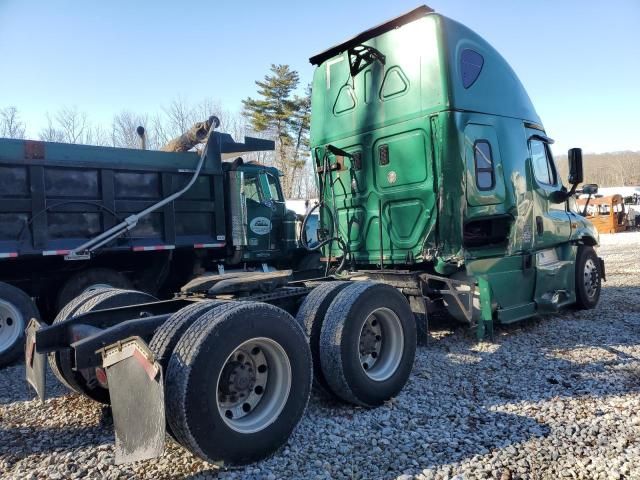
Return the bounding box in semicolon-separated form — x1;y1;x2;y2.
266;173;283;201
244;177;262;202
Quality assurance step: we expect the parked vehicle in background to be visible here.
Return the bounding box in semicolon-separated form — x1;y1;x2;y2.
25;4;605;468
577;194;628;233
286;198;320;247
0;118;316;366
579;186;640;229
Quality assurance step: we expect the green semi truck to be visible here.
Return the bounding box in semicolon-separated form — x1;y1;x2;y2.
25;5;603;467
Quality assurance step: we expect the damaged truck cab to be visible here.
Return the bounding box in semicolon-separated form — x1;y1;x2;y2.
309;5;603;334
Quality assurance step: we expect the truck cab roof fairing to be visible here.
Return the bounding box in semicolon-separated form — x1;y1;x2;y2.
308;5;435;66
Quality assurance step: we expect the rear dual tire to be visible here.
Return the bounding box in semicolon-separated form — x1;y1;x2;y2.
295;281;350;395
149;300;225;373
49;288;157;404
318;282;417;407
165;302;312;465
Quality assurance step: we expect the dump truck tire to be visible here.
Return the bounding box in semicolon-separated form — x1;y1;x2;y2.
49;288;157;404
0;282;41;368
56;268;133;313
149;300;225;374
166;302;312;465
319;281;416;407
295;281;350;395
49;287;116;393
574;246;602;310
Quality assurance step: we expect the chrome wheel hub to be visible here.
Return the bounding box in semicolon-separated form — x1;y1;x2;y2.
583;258;599;299
0;300;23;354
217;337;291;433
358;307;404;382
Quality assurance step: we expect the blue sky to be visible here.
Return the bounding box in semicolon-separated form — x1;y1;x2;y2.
1;0;638;154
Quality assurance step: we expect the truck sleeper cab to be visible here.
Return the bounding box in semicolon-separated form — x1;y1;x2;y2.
309;4;603;331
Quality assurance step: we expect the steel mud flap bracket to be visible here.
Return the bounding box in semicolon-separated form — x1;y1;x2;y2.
25;318;46;402
100;337;165;464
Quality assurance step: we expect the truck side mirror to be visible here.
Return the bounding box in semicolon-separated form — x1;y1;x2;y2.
568;148;584;185
581;184;598;195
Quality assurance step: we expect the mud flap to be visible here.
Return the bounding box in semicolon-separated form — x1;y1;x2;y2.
101;337;165;464
25;318;46;402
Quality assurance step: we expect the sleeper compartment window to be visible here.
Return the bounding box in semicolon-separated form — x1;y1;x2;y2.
474;140;494;190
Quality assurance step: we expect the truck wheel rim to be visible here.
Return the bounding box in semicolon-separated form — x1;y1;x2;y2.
0;300;24;354
358;307;404;382
216;337;291;434
584;258;599;299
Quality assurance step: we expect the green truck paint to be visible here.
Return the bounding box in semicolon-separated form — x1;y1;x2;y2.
309;5;603;335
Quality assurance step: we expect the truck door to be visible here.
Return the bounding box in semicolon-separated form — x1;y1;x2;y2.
243;172;279;258
527;133;571;249
527;131;574;308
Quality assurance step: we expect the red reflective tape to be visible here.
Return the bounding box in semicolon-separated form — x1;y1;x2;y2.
42;250;70;256
132;245;175;252
132;348;159;380
95;367;108;386
194;243;226;249
0;252;18;259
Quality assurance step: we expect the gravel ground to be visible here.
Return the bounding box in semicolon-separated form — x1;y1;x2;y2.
1;232;639;480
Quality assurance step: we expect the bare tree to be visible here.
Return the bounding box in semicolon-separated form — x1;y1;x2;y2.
149;113;170;150
8;95;321;200
86;125;111;147
54;107;89;144
39;113;65;142
556;151;640;187
0;106;26;139
163;96;195;139
111;111;150;149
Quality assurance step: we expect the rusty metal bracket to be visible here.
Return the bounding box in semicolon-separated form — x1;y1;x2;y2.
420;273;476;323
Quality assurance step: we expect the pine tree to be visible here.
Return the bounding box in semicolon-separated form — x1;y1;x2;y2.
242;65;311;197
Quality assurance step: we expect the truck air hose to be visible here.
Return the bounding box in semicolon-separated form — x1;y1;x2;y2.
300;148;348;273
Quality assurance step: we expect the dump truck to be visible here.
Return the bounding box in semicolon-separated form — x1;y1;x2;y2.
0;117;318;366
25;5;604;467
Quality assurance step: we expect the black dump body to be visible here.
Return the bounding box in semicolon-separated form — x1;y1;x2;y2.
0;138;230;257
0;133;275;316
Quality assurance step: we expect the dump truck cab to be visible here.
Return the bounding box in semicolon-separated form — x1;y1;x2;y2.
0;128;310;366
226;161;297;264
309;5;603;329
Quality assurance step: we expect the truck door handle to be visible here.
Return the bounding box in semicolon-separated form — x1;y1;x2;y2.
536;216;543;235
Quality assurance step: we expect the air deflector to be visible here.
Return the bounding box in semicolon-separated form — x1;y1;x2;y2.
308;5;435;66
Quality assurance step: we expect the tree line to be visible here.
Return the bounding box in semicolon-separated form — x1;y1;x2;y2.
0;64;317;199
4;61;638;199
555;151;640;188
